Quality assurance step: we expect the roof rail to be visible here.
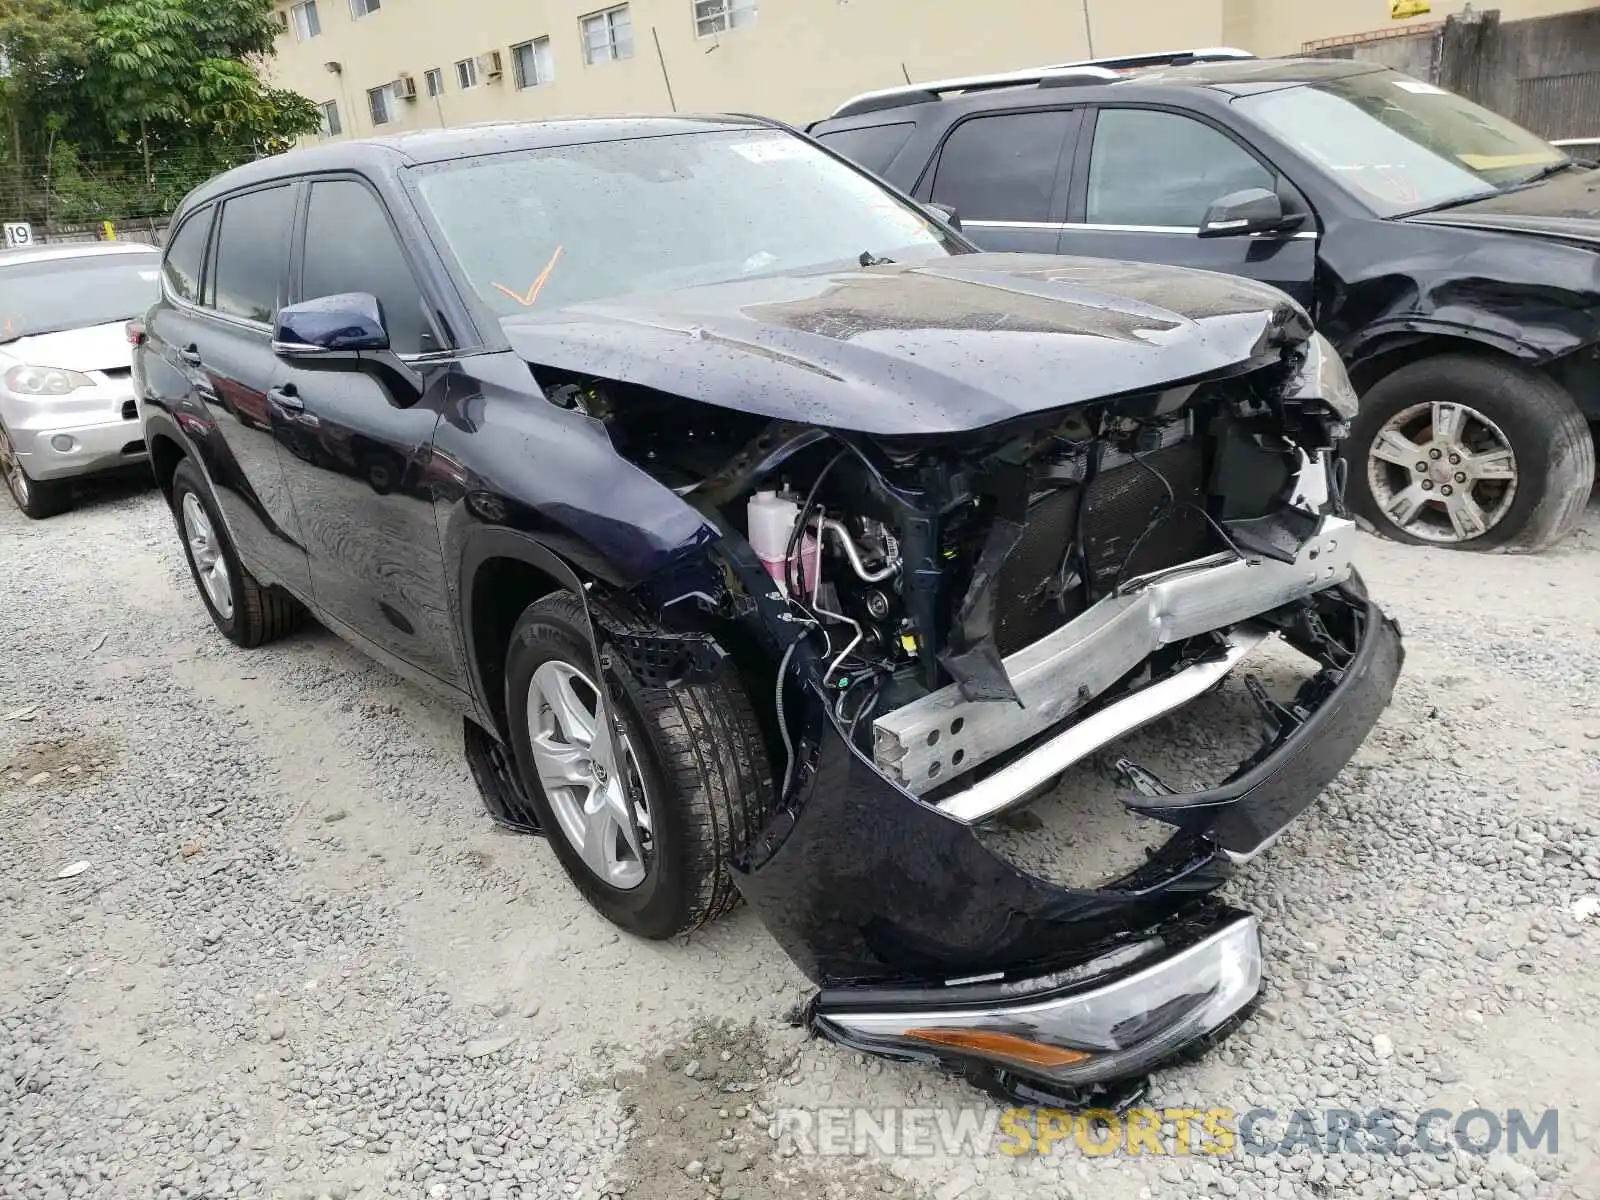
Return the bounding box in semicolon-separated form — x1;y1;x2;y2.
1072;46;1256;72
825;46;1257;120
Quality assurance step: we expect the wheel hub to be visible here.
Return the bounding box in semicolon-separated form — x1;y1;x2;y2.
1367;399;1519;545
0;426;28;505
181;493;234;620
525;660;653;891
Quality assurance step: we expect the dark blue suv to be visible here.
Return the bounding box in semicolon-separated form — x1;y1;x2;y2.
137;115;1398;1105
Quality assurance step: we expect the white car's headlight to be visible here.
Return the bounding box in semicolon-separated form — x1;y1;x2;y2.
1301;333;1359;420
5;364;97;396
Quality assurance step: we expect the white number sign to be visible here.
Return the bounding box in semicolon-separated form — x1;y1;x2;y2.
3;222;34;248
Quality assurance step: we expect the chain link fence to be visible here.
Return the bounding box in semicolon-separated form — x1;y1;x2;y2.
31;216;169;247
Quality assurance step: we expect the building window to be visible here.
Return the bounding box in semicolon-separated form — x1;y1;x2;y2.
455;57;479;89
290;0;321;40
581;5;633;64
425;67;444;96
367;84;395;126
317;99;342;137
693;0;755;37
349;0;379;18
512;37;554;88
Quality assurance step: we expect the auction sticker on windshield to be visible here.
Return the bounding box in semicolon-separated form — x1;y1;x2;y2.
730;137;809;163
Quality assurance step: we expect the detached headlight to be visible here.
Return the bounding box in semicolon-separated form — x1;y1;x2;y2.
813;915;1262;1089
5;364;97;396
1296;333;1359;420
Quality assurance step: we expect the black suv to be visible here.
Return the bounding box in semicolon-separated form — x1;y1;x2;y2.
137;116;1399;1103
810;49;1600;552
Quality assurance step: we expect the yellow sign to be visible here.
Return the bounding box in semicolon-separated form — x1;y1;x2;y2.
1391;0;1431;17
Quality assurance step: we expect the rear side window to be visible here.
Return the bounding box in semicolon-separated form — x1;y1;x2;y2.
300;179;432;355
930;110;1075;222
1087;108;1275;227
210;186;296;323
814;122;915;174
162;207;213;303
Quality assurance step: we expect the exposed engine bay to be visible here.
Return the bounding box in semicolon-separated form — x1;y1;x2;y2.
520;300;1398;1110
542;350;1350;803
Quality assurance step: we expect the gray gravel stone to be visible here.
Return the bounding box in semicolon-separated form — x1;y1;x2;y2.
3;462;1597;1200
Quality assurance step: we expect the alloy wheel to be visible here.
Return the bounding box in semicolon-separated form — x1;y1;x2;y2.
181;492;235;620
1366;400;1518;544
525;660;654;890
0;426;29;507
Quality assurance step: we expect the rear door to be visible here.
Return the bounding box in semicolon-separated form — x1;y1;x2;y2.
270;174;465;691
145;186;312;598
917;109;1080;254
1058;105;1317;305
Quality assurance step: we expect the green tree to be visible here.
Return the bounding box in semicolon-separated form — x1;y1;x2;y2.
0;0;318;223
0;0;91;165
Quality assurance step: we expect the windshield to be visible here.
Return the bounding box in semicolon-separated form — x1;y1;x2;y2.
0;253;161;341
1235;68;1568;216
411;126;961;315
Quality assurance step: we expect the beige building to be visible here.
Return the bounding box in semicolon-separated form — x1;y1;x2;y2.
267;0;1595;141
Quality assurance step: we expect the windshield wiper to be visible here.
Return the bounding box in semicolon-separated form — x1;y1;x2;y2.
858;250;895;267
1504;160;1585;190
1393;188;1500;218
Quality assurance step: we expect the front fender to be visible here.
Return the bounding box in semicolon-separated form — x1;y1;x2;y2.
1337;316;1545;382
455;527;601;727
1319;218;1600;380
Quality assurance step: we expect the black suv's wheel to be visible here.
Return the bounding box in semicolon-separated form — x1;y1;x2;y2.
170;459;304;647
1;426;71;519
1345;354;1594;552
504;592;774;939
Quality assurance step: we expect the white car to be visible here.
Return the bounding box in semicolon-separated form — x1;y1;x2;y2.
0;241;162;518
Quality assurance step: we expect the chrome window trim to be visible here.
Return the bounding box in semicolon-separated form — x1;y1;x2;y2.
961;219;1064;230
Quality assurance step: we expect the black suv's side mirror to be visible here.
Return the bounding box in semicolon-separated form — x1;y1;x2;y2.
1197;188;1305;239
925;202;962;232
273;292;390;357
272;292;422;405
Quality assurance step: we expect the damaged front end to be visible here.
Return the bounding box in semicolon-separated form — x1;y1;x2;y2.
534;303;1401;1104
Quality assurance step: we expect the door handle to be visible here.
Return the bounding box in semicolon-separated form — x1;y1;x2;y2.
179;344;202;367
268;385;304;412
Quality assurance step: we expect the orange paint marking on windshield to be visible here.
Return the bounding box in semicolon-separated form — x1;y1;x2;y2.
492;245;565;308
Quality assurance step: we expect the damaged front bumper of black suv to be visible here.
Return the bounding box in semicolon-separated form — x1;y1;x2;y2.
732;512;1403;1107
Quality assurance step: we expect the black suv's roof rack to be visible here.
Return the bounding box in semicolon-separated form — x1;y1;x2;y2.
825;47;1256;120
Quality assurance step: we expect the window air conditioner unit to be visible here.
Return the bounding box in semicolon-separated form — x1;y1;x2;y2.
478;50;503;79
394;72;418;100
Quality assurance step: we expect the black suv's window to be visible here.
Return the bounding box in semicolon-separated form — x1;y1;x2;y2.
210;186;295;323
162;207;212;303
1087;108;1274;228
930;111;1073;223
301;179;431;355
813;122;915;174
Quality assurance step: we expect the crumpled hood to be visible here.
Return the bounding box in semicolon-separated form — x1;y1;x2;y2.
0;321;133;374
1402;167;1600;246
502;253;1311;436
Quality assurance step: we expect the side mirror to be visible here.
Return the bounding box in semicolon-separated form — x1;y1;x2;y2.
272;292;389;358
1197;188;1304;239
272;291;423;406
924;202;962;232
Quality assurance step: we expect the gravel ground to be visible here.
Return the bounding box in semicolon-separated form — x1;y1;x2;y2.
2;476;1598;1200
